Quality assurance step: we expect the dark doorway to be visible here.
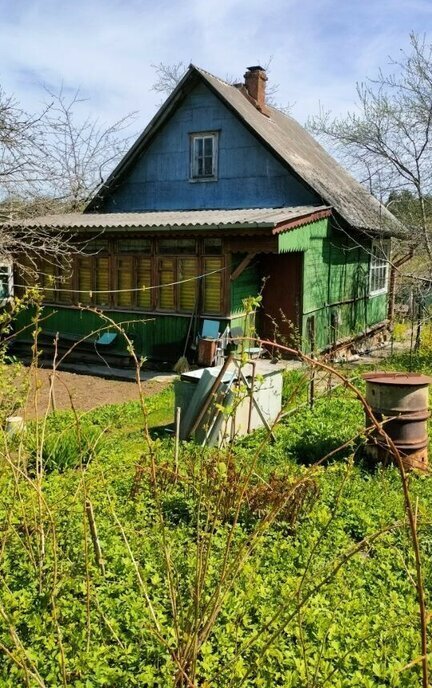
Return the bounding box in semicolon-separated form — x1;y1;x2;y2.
260;252;303;346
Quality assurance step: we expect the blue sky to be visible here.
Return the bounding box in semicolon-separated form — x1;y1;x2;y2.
1;0;431;131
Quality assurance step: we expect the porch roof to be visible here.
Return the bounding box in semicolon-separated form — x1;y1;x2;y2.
7;206;331;234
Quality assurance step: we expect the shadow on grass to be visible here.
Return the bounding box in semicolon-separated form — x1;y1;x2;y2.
150;422;174;440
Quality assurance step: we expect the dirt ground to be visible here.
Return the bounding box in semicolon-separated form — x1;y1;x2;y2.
14;338;407;421
18;367;173;420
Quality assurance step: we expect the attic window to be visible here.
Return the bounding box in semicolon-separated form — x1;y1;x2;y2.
369;240;390;295
190;132;218;181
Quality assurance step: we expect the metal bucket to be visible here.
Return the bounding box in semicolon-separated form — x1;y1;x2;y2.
363;372;432;470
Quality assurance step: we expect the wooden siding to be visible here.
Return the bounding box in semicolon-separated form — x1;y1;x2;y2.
14;225;388;360
230;254;261;317
15;306;229;361
101;82;318;212
301;221;387;351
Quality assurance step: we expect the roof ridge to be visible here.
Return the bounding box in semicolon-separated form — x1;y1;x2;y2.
192;64;236;89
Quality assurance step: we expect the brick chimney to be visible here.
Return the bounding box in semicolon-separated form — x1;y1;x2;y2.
243;65;269;115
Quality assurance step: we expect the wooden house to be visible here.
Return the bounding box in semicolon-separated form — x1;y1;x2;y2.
12;65;403;363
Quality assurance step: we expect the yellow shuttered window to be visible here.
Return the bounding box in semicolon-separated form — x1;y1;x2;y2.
41;260;56;302
117;256;134;308
16;256;34;297
136;257;152;309
158;258;175;310
203;257;223;314
57;262;73;305
78;257;92;304
178;258;198;311
95;257;110;306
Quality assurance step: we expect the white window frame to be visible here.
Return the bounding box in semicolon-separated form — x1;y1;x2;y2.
369;240;390;296
189;132;218;181
0;261;13;306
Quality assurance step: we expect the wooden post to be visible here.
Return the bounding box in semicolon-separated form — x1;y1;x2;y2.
309;365;315;411
307;316;316;410
235;361;277;442
85;499;105;576
247;361;256;434
415;298;423;353
174;406;181;479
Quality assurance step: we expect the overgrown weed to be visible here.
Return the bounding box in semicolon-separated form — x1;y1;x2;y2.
0;299;429;686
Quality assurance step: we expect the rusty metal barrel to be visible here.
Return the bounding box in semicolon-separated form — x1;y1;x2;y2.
363;372;432;471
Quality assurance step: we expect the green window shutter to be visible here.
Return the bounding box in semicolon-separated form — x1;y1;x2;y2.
203;257;223;314
117;256;134;308
179;258;197;311
137;257;152;309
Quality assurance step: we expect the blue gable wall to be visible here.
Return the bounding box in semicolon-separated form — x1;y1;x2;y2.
102;83;318;211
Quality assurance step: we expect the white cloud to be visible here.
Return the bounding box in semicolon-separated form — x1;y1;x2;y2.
0;0;429;138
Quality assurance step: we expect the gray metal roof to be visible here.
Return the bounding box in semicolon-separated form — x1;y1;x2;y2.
9;206;329;231
87;65;403;236
194;67;403;236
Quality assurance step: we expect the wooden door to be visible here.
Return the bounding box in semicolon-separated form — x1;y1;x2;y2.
260;252;303;346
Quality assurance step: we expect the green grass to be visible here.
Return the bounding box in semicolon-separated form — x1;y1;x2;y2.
1;365;432;686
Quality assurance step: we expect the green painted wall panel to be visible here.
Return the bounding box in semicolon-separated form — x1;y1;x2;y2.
301;224;388;352
15;306;193;360
14;305;234;361
278;218;328;253
230;254;261;317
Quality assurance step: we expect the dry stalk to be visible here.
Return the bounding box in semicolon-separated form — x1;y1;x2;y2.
85;498;106;575
233;522;402;687
255;337;430;688
3;304;426;687
0;603;47;687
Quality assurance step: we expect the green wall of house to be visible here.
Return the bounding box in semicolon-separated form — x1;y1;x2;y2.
227;219;388;353
230;255;261;317
14;219;388;361
300;221;387;351
16;307;190;361
14;306;232;361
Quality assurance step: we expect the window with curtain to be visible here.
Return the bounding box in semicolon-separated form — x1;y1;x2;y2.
15;257;33;297
57;261;73;305
32;238;225;314
95;257;110;306
40;260;57;302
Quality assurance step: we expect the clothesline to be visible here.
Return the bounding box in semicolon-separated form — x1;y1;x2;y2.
15;266;227;295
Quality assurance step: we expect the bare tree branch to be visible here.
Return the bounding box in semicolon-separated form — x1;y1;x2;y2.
308;32;432;273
